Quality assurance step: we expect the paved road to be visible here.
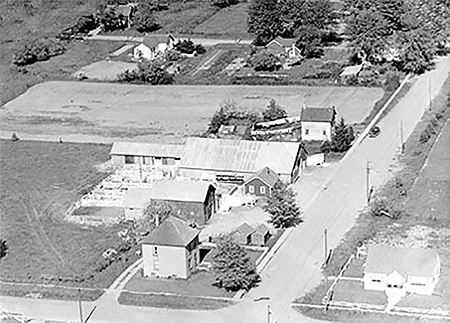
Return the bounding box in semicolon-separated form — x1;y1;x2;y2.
89;35;253;46
1;56;449;323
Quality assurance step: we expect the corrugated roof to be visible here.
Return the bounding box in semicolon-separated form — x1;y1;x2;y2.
110;141;184;158
365;244;439;277
235;222;254;236
300;107;336;123
180;138;300;176
245;166;279;187
254;223;269;235
143;216;199;247
340;65;363;77
123;181;214;208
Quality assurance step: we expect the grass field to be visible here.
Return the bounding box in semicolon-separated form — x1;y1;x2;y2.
0;81;384;144
73;60;137;81
193;3;251;38
0;140;138;290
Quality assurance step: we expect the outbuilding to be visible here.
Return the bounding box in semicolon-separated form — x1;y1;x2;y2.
243;166;279;197
363;244;441;296
142;216;200;279
134;34;176;61
251;224;270;246
122;180;216;224
266;36;302;58
230;222;254;245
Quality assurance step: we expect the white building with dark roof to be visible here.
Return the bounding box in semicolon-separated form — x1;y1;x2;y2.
133;34;176;61
142;216;200;279
363;244;441;296
300;107;336;141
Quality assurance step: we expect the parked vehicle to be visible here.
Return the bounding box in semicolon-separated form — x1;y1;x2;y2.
369;125;381;138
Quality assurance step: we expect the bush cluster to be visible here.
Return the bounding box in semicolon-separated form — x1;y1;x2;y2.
13;38;65;66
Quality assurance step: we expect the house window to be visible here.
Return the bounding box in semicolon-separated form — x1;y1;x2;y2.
249;185;255;193
154;157;162;165
305;129;309;135
124;155;135;164
323;130;327;136
371;279;381;283
153;246;158;257
260;186;266;194
143;156;154;165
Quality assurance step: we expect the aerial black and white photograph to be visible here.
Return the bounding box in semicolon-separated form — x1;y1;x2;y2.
0;0;449;322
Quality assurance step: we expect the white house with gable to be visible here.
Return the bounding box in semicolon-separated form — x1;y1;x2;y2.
134;35;176;61
300;107;336;141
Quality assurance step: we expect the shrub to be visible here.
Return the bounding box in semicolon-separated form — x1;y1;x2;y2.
13;38;65;66
262;99;287;121
134;2;160;32
247;51;281;72
117;60;173;85
209;101;260;133
384;72;400;91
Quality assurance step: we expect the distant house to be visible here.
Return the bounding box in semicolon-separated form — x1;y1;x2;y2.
251;224;270;246
122;181;216;224
231;222;254;245
110;141;184;170
243;166;279;197
142;216;200;279
363;244;441;296
266;36;302;58
179;137;306;183
133;34;176;60
300;107;336;141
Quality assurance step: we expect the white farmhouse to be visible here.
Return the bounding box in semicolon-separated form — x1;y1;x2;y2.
142;216;200;279
363;244;441;296
133;35;176;61
300;107;336;141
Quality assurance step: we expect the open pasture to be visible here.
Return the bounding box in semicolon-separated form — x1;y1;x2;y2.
1;81;384;143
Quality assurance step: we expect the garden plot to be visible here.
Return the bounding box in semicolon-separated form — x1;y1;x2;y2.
73;60;137;81
0;81;384;144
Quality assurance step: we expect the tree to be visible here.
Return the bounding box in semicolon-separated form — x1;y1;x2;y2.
262;99;287;121
213;238;260;291
263;181;302;228
0;239;8;259
248;0;282;45
13;37;65;66
99;7;128;32
117;59;173;84
295;26;324;58
134;2;159;32
138;200;173;231
209;101;260;133
247;51;281;72
331;118;355;152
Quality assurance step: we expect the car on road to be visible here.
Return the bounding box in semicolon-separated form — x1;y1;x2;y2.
369;125;381;138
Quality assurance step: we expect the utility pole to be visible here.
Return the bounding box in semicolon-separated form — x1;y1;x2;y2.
428;77;432;111
400;121;404;154
267;304;271;323
324;228;328;264
78;288;84;323
366;159;371;204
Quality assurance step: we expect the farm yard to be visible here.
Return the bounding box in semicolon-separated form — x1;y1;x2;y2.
0;81;384;143
73;60;137;81
0;140;139;299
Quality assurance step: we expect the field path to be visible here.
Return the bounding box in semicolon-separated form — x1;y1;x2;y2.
190;49;224;76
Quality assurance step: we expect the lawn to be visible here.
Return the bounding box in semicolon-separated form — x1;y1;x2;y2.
118;291;234;310
0;140;138;291
0;82;384;144
193;3;251;38
332;280;386;306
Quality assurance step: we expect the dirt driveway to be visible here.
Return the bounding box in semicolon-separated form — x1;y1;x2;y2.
0;81;383;143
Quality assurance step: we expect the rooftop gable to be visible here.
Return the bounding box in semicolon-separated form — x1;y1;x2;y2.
268;36;297;48
234;222;254;236
365;244;439;278
245;166;279;187
143;216;199;247
142;34;175;49
110;141;184;158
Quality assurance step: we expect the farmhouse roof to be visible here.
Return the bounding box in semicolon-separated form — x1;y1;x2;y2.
110;141;184;158
365;244;439;278
180;137;300;176
143;216;199;247
234;222;254;236
142;35;175;49
269;36;296;48
245;166;279;187
123;181;214;208
117;5;132;17
340;65;363;77
300;107;336;123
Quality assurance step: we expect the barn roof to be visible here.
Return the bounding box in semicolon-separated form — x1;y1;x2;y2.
300;107;336;123
245;166;279;187
110;141;184;158
365;244;439;277
269;36;296;48
143;216;199;247
180;137;300;176
123;181;214;208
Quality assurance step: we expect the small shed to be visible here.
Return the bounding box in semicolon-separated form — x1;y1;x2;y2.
340;65;363;84
300;107;336;141
243;166;279;197
266;36;302;58
251;224;270;246
231;222;254;245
